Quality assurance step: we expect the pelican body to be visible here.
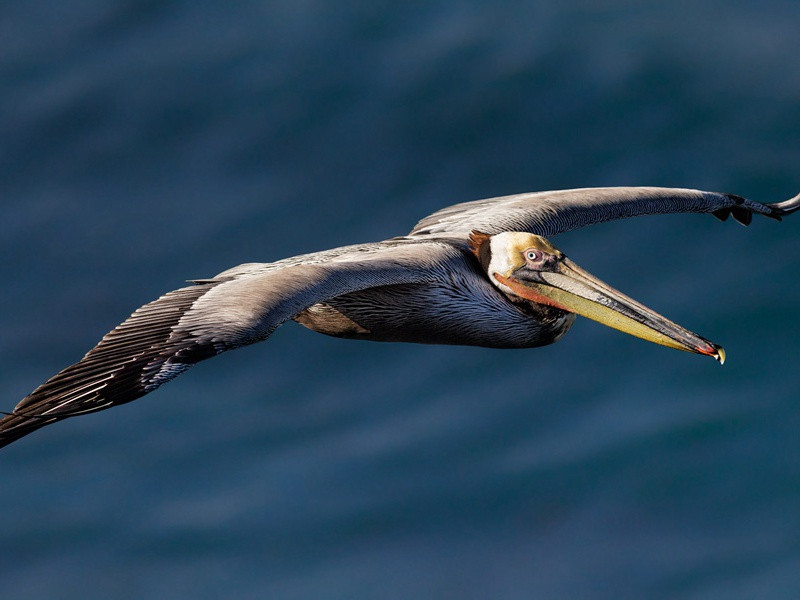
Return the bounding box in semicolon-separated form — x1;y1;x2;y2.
293;235;575;349
2;187;798;447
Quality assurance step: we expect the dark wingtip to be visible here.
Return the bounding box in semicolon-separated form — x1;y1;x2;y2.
720;195;752;226
712;208;730;222
731;206;752;226
720;191;800;224
0;411;57;449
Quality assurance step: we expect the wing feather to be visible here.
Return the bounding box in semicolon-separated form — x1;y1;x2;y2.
409;187;800;238
0;239;459;447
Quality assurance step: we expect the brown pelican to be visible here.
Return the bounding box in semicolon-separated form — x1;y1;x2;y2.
2;187;798;448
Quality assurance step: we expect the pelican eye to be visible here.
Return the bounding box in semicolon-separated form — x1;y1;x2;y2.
525;249;541;262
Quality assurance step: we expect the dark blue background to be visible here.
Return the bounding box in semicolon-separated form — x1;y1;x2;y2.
2;2;799;598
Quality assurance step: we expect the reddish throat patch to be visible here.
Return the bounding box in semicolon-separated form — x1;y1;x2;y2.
493;273;572;313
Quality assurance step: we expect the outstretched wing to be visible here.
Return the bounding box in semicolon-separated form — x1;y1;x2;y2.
0;239;461;448
409;187;800;238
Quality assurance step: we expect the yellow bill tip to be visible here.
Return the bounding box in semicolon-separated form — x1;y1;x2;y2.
714;346;726;365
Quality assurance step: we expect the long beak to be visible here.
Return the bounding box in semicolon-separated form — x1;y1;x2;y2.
496;258;725;363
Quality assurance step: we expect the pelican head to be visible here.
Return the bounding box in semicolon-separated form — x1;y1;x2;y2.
470;231;725;363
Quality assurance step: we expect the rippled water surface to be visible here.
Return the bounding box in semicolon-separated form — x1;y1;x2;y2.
2;2;800;598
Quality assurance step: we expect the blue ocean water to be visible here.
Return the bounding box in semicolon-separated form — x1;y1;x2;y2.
2;1;800;598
